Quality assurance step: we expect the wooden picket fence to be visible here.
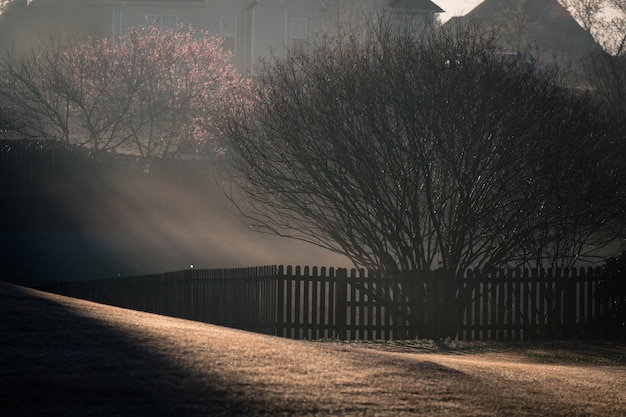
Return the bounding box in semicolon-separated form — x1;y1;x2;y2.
43;266;278;334
41;265;611;341
276;266;609;340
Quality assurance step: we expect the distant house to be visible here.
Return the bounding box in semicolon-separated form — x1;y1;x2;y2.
85;0;444;74
443;0;600;71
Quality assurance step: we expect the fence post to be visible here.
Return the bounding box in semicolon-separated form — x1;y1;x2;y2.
188;266;195;321
335;268;348;340
276;265;285;338
563;268;577;337
426;270;438;339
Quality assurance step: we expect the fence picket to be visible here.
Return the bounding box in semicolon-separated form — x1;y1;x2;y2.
335;268;347;340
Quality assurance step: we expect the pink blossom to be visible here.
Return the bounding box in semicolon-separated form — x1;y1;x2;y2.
62;24;251;157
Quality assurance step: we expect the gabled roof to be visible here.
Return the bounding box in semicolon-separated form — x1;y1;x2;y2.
387;0;444;13
442;0;600;70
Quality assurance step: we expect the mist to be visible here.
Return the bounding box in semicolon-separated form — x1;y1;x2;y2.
63;161;351;273
0;147;350;285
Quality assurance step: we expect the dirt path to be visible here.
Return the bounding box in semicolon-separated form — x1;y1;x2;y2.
1;281;624;416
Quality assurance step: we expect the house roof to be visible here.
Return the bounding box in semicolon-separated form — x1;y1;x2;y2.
387;0;444;13
442;0;600;69
87;0;443;13
88;0;209;4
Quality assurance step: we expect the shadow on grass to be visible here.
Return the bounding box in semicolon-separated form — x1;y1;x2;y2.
333;337;626;366
0;282;270;417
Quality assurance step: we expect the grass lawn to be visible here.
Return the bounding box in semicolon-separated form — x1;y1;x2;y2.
1;281;624;416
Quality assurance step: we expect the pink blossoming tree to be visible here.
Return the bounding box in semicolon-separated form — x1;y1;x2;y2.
0;24;250;158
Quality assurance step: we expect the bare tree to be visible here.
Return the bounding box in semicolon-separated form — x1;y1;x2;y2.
564;3;626;236
561;0;606;32
0;36;74;142
562;0;625;55
219;20;622;331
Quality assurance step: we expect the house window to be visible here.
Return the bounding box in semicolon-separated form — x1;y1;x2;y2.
290;18;307;51
220;16;236;55
146;15;179;31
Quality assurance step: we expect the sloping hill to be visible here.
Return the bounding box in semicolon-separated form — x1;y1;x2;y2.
444;0;601;70
1;281;625;416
